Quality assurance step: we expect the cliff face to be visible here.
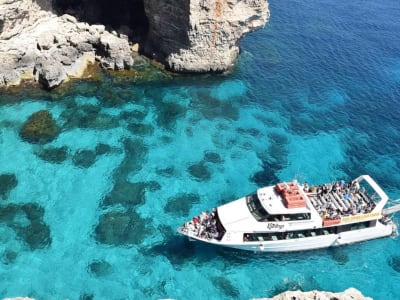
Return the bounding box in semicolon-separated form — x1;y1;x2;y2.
0;0;269;88
143;0;270;72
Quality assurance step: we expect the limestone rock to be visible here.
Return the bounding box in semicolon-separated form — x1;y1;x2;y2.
0;0;269;88
143;0;270;73
99;32;134;70
259;288;372;300
0;2;133;89
35;57;67;89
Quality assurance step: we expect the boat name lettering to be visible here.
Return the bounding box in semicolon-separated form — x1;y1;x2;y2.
342;212;381;223
267;223;284;230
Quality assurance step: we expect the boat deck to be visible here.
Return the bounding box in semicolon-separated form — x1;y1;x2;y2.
306;183;376;220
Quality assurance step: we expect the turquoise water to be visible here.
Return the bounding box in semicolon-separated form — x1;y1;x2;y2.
1;0;400;299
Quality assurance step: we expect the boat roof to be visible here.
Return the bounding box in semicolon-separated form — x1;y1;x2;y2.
217;197;259;231
217;186;313;231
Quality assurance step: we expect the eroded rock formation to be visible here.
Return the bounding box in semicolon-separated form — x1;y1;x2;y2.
143;0;269;72
260;288;372;300
0;0;269;89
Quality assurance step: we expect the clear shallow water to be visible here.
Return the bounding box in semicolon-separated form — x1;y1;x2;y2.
1;0;400;299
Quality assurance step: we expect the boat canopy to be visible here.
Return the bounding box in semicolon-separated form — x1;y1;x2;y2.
257;186;311;215
217;198;261;231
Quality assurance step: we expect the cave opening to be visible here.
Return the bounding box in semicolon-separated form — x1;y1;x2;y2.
52;0;148;42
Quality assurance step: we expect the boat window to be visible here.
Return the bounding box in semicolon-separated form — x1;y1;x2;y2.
243;221;375;242
246;194;268;221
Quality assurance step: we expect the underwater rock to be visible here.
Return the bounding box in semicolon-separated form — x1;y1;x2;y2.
102;181;147;208
20;110;59;144
146;181;161;192
81;104;101;115
79;293;94;300
115;138;148;176
0;173;18;200
164;193;200;215
0;203;19;222
211;276;240;299
16;220;51;250
72;149;97;168
88;259;113;277
188;162;211;181
94;209;148;246
95;143;112;155
16;203;51;250
127;123;154;136
2;249;18;265
79;113;119;130
204;151;223;164
120;109;148;122
156;166;175;177
196;92;239;120
251;159;281;187
388;255;400;273
20;203;45;221
35;146;69;164
156;101;186;130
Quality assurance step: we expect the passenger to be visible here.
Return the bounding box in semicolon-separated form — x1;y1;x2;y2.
340;179;346;189
352;180;360;192
303;182;309;192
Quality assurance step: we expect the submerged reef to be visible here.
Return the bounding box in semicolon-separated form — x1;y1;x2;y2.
19;110;59;144
0;203;52;251
35;146;69;164
94;209;149;246
0;173;18;200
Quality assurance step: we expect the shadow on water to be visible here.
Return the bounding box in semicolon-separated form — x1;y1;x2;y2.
143;236;197;268
387;255;400;273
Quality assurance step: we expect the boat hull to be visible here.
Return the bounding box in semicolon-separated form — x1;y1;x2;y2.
178;222;394;252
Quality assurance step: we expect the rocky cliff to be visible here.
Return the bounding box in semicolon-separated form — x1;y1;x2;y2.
143;0;269;72
0;0;269;89
0;0;134;89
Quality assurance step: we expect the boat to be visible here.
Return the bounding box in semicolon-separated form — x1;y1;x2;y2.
177;175;400;252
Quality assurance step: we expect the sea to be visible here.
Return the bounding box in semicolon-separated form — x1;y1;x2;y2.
1;0;400;299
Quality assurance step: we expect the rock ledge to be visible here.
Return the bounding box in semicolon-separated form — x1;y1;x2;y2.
256;288;372;300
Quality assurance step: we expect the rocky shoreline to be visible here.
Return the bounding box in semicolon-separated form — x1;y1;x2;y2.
2;288;372;300
0;0;269;90
259;288;372;300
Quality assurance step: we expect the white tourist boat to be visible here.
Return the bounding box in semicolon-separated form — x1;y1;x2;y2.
177;175;400;252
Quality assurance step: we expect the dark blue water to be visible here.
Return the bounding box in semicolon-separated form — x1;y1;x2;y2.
1;0;400;299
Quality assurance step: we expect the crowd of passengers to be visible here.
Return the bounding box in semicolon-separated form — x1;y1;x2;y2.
183;208;222;240
302;179;376;219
